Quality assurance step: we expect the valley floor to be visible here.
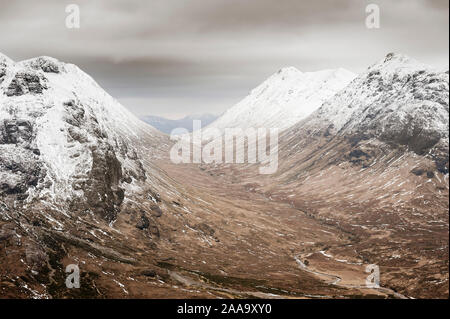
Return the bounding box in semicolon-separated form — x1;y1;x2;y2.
0;155;448;299
153;159;448;299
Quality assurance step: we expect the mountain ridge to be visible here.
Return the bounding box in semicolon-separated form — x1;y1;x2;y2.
283;52;449;173
204;66;356;132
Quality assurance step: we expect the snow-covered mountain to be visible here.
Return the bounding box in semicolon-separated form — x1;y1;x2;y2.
0;54;168;221
205;67;356;132
142;113;219;134
284;53;449;173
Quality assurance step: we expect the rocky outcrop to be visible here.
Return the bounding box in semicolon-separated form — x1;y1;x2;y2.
5;71;47;96
25;56;61;73
0;119;34;145
0;152;41;197
85;144;125;222
0;118;43;199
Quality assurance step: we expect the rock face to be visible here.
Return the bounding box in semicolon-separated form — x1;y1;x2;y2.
26;56;61;73
0;116;43;199
0;54;163;221
6;71;47;96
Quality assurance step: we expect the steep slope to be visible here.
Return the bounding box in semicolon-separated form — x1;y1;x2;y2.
205;67;356;132
0;54;169;221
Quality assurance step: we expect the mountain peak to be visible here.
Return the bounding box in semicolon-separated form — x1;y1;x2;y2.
19;56;64;73
206;66;355;132
383;52;411;63
276;66;302;75
368;52;430;75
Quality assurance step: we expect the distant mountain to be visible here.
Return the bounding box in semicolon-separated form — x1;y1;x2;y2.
204;67;356;132
141;113;219;134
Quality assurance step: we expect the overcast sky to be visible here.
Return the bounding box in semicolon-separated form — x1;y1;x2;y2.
0;0;448;119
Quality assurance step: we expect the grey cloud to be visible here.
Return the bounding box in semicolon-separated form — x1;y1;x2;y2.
0;0;448;118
